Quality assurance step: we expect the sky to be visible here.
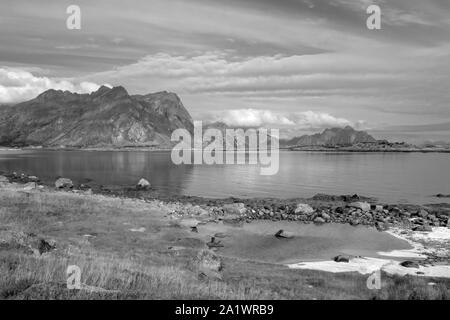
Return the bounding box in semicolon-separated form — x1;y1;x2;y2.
1;0;450;142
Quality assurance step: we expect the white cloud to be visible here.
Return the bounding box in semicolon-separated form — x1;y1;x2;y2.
206;108;353;129
0;67;101;103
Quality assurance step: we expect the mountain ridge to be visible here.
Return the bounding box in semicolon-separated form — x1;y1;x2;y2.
280;126;377;147
0;86;193;148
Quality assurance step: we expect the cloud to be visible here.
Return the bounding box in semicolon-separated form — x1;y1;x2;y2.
204;108;353;129
0;68;101;103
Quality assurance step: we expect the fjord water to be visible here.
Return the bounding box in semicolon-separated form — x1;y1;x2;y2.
0;150;449;204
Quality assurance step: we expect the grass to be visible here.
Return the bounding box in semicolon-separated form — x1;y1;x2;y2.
0;185;449;300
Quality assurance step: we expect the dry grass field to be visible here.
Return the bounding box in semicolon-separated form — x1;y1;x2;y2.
0;185;448;300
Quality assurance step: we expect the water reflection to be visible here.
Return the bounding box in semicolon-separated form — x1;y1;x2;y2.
0;150;449;204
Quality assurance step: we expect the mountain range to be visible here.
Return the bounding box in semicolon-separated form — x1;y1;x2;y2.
0;86;381;149
0;86;193;148
279;126;377;147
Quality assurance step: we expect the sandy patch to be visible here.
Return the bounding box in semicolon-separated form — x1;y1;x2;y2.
288;227;450;278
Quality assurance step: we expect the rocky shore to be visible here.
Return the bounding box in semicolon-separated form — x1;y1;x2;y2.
1;170;450;280
2;171;449;234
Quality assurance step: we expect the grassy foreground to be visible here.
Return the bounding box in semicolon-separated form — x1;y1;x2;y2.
0;186;448;300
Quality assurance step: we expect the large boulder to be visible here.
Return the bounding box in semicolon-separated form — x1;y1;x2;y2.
197;249;223;272
418;209;429;218
400;260;420;268
275;229;294;239
334;255;351;263
23;182;37;191
294;203;315;215
0;175;9;186
136;178;151;190
349;202;371;212
55;178;73;189
412;225;432;232
222;203;246;215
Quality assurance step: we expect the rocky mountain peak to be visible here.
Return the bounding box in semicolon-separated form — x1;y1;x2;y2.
0;85;194;148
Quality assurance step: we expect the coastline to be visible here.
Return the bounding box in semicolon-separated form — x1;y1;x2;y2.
0;174;449;299
1;171;449;271
287;227;450;278
2;145;450;153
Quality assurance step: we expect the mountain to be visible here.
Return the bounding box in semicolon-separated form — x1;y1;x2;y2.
280;126;377;147
0;86;193;148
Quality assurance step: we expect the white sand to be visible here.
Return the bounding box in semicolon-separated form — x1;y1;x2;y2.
287;226;450;278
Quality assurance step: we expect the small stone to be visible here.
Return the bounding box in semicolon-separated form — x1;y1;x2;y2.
335;207;344;214
321;212;331;220
23;182;37;191
348;202;371;212
314;217;325;224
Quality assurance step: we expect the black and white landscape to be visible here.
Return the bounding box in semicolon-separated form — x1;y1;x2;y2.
0;0;449;302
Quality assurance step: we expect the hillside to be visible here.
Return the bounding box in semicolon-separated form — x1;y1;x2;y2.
0;86;193;148
280;126;377;147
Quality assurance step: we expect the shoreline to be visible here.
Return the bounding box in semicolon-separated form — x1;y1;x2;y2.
1;171;449;231
287;227;450;278
2;146;450;153
0;174;449;297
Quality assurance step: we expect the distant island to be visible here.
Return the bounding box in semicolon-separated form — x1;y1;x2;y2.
1;86;449;152
279;126;450;152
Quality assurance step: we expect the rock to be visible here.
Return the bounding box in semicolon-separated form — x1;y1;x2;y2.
179;218;201;228
321;212;331;220
23;182;37;191
0;175;9;185
375;221;388;231
294;203;315;215
206;237;224;248
37;239;56;255
418;209;429;218
374;205;384;212
55;178;73;189
188;205;209;216
136;178;151;190
335;206;344;214
222;203;246;215
334;255;351;263
197;249;223;280
275;229;294;239
348;202;371;212
197;249;223;272
314;217;326;224
400;260;420;268
436;194;450;198
400;211;411;218
412;225;433;232
214;232;228;238
350;219;360;226
28;176;39;182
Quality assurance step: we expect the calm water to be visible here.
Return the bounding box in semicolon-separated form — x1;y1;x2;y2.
0;149;449;204
197;221;412;263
